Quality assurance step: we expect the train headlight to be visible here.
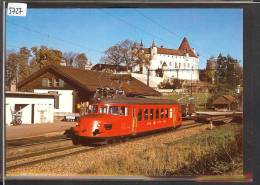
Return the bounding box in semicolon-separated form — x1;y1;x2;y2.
92;120;100;131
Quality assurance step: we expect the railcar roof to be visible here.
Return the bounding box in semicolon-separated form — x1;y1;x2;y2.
99;97;179;105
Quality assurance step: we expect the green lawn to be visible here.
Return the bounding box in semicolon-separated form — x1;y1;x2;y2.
161;92;212;110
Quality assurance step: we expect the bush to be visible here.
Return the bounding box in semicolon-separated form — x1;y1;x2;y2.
80;124;242;176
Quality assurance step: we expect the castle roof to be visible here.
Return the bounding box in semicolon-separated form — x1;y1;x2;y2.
143;37;198;58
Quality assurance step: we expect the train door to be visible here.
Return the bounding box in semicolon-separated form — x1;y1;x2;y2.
170;107;176;127
131;107;137;135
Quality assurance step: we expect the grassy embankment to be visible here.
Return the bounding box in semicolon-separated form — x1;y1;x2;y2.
161;92;212;111
81;123;242;176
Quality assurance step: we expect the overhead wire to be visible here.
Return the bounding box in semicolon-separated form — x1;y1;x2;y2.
7;21;104;54
134;9;215;58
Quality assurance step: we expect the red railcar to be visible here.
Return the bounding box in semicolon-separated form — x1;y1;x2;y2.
72;97;182;144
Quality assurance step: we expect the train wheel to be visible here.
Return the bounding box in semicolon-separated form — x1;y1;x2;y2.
72;136;80;145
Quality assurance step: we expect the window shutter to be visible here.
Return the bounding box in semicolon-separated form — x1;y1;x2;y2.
42;78;48;87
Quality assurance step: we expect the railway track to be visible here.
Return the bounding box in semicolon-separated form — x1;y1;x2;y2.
6;120;203;170
6;135;70;149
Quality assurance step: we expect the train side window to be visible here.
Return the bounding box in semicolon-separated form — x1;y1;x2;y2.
150;109;154;120
161;108;164;118
156;109;159;119
138;109;143;121
144;109;149;120
165;108;168;118
169;108;173;118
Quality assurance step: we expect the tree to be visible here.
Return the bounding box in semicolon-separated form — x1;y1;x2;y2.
31;46;63;68
131;42;151;71
205;53;243;104
101;40;133;68
159;79;183;89
5;47;31;90
63;52;77;67
63;52;91;69
74;53;89;69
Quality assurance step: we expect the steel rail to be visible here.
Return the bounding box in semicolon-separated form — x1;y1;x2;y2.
6;121;204;171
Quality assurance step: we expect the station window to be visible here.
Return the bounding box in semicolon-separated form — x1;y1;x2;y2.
54;78;60;87
138;109;143;121
144;109;149;120
165;108;168;118
156;109;159;120
150;109;154;120
48;78;53;87
161;108;164;118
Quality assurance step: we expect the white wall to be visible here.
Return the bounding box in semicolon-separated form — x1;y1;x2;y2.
34;89;74;113
131;73;164;88
5;97;54;125
132;50;200;82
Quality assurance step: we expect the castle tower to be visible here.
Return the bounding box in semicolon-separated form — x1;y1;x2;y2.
151;40;157;56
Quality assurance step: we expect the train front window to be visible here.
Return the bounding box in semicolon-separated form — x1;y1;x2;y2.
99;106;108;114
109;106;120;115
89;105;98;113
108;106;129;116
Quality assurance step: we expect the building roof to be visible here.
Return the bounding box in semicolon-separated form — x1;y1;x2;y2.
213;95;236;105
5;91;56;98
178;37;197;58
143;37;198;58
18;65;161;97
91;64;128;71
100;96;179;105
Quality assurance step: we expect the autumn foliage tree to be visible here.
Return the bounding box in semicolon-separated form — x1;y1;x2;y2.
31;46;63;68
63;52;90;69
74;53;89;69
5;47;31;90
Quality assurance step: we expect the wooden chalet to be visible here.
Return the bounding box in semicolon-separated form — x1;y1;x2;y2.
212;95;237;111
18;65;161;115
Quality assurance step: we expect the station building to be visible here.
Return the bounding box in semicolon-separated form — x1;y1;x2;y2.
17;65;160;119
5;91;55;125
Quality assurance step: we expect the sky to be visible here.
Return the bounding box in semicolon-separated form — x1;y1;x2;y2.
6;8;243;69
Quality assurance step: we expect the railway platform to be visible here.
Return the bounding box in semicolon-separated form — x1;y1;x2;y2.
6;121;76;141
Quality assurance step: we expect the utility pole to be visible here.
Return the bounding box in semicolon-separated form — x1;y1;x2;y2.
147;68;150;87
190;69;193;96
